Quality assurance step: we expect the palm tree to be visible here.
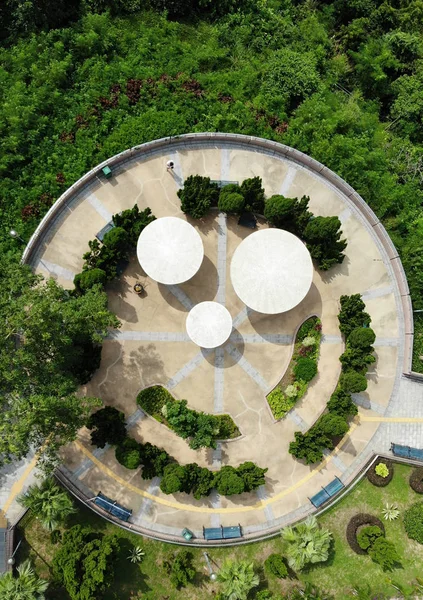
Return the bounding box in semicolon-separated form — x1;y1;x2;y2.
18;478;76;531
128;546;145;563
281;516;332;571
217;559;259;600
0;559;48;600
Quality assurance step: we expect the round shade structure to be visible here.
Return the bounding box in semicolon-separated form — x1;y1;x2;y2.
136;217;204;285
230;228;313;314
186;302;233;348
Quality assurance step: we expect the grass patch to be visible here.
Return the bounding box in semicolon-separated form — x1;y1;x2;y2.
412;314;423;373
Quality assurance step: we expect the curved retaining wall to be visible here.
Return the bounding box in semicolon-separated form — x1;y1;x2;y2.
21;132;414;374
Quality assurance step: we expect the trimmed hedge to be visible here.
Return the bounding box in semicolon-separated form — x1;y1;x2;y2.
294;357;317;383
346;514;385;555
137;385;173;418
367;458;394;487
404;502;423;544
115;438;143;470
410;467;423;494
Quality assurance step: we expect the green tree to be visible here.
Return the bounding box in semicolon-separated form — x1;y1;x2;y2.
368;537;400;570
304;216;347;270
53;525;119;600
338;295;371;339
236;461;268;492
73;269;107;293
326;389;358;418
240;177;266;214
218;191;245;214
282;516;332;571
177;175;219;219
217;560;259;600
115;438;142;469
164;550;196;588
264;553;288;579
160;463;186;495
87;406;127;448
315;413;349;437
340;370;368;393
112;205;155;246
0;559;48;600
214;466;245;496
348;327;376;349
264;195;311;236
18;478;76;531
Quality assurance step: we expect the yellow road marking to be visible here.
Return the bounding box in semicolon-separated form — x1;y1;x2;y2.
1;453;39;515
361;416;423;423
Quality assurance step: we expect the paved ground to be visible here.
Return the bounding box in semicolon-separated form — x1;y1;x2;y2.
2;140;422;542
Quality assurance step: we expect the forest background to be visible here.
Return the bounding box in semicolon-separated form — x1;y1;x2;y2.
1;0;423;370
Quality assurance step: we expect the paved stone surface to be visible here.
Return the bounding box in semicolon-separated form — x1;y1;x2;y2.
87;193;112;222
3;139;414;544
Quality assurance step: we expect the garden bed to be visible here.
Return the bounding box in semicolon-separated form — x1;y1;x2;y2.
266;316;321;420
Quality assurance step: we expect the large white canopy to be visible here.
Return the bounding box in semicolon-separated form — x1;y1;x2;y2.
230;228;313;314
136;217;204;285
186;302;233;348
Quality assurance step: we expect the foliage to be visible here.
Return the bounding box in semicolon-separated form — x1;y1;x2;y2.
50;529;62;545
127;546;144;563
326;388;358;418
0;559;49;600
375;463;389;478
297;317;321;342
348;327;376;349
288;583;334;600
264;194;311;235
346;514;386;555
73;268;107;293
267;387;296;419
177;175;219;218
404;502;423;544
304;216;347;271
217;560;259;600
368;537;400;571
53;525;119;600
282;516;332;571
112;205;155;246
115;438;143;470
236;461;268;492
137;386;174;418
240;177;266;214
164;399;217;449
357;525;383;551
139;442;172;479
340;370;368;393
338;295;371;339
87;406;127;448
218;184;245;214
160;463;187;494
410;467;423;494
316;413;349;438
264;553;288;579
18;478;76;532
164;550;195;589
294;357;318;383
382;503;400;521
213;466;245;496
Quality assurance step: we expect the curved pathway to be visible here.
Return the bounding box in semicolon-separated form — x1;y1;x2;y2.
1;134;421;546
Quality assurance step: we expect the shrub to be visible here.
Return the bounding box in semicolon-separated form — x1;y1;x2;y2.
160;463;186;495
240;176;266;213
139;442;172;479
294;357;317;383
236;461;268;492
338;294;371;339
357;525;383;550
213;466;245;496
50;529;62;545
218;184;245;214
304;216;347;270
215;414;239;439
182;463;215;499
297;316;320;341
102;226;130;256
340;370;368;393
302;335;316;347
87;406;127;448
268;387;296;419
382;503;400;521
289;428;329;464
410;467;423;494
285;384;299;398
375;463;389;477
339;346;376;372
348;327;376;349
367;459;393;487
316;413;349;438
112;205;155;246
346;514;385;555
164;550;196;588
265;554;288;579
282;516;332;571
74;268;107;292
368;538;400;570
177;175;219;218
115;438;142;469
137;385;173;417
264;194;311;235
326;389;358;417
404;502;423;544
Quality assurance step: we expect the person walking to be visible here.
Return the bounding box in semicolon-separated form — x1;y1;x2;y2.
166;160;174;171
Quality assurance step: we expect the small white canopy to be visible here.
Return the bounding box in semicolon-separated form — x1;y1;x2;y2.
136;217;204;285
230;228;313;314
186;302;233;348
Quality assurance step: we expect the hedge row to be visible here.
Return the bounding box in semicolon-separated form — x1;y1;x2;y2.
289;295;374;464
267;316;322;420
87;406;266;499
178;175;347;270
136;386;240;449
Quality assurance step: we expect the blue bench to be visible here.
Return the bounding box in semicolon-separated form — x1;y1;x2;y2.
96;221;115;242
309;476;344;508
94;492;132;522
391;443;423;461
203;525;242;541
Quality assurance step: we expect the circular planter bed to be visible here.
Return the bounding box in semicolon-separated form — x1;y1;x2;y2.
410;467;423;494
366;458;393;487
346;513;385;555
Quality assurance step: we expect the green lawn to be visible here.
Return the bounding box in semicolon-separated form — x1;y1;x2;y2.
16;463;423;599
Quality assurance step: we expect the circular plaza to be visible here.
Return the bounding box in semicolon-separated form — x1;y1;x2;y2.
23;133;411;545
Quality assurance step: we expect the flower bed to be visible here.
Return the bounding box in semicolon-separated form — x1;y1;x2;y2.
346;513;385;555
267;316;322;419
410;467;423;494
367;458;394;487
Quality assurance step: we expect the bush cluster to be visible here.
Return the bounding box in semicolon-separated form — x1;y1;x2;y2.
177;175;219;218
367;459;394;487
357;525;383;550
74;205;155;292
289;295;372;464
346;514;385;555
264;554;288;579
87;407;267;499
137;387;240;448
410;467;423;494
404;502;423;544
